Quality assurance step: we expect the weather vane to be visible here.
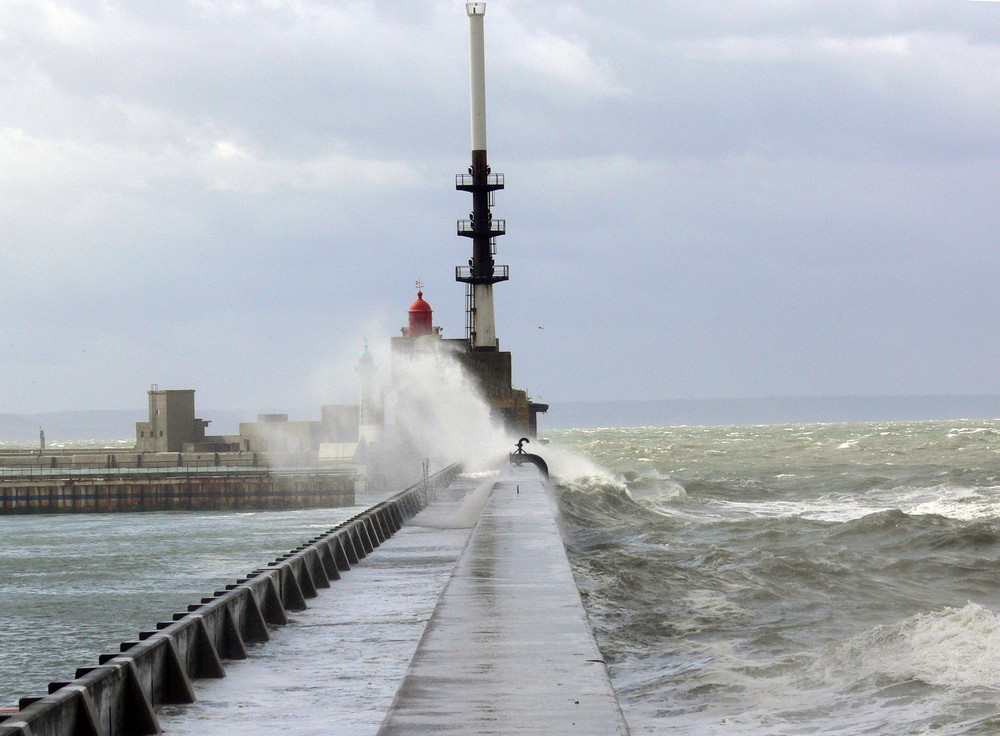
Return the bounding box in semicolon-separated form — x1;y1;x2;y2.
415;279;423;292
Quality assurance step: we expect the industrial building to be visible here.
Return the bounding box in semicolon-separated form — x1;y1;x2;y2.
133;387;365;466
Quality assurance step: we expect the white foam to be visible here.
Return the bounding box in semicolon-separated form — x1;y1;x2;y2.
638;604;1000;735
654;482;1000;525
545;441;626;493
415;477;496;529
791;603;1000;697
871;602;1000;690
626;481;688;509
904;484;993;521
388;349;512;472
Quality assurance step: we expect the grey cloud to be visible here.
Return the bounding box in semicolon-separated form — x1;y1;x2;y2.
3;0;1000;413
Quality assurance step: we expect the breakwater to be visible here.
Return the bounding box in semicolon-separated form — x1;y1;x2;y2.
376;463;629;735
0;469;356;514
0;464;460;736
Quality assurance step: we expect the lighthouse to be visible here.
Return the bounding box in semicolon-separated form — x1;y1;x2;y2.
398;285;442;342
389;2;546;437
405;290;434;337
456;1;508;351
357;343;380;444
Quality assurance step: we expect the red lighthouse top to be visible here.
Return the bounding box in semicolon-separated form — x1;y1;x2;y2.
407;291;434;336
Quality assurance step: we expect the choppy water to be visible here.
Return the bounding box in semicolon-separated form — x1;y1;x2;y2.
3;419;1000;735
549;420;1000;735
0;506;364;707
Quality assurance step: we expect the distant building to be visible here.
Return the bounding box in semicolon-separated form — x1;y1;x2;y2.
135;370;376;464
135;389;210;453
240;405;359;456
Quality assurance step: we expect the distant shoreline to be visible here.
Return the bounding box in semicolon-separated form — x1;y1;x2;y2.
4;395;1000;442
543;395;1000;430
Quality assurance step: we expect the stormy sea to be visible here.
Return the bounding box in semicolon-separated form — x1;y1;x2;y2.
551;420;1000;735
3;418;1000;735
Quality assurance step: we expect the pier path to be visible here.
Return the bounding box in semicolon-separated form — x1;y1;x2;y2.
156;465;629;735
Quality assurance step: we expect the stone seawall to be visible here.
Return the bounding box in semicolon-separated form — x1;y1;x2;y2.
0;472;356;514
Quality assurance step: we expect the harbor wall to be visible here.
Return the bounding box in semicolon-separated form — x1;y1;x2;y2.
0;450;282;471
0;472;356;514
0;464;460;736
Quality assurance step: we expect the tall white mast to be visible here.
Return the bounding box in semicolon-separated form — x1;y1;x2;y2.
456;1;507;350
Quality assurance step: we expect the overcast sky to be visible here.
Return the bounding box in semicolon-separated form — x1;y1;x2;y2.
3;0;1000;413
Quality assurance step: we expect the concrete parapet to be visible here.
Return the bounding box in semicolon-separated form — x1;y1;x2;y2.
0;464;461;736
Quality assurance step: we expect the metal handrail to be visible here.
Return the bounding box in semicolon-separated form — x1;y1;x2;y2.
455;264;509;283
0;455;368;481
456;219;505;237
455;172;504;188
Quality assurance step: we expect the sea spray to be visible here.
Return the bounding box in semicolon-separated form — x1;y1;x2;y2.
305;314;394;406
415;476;497;529
543;440;626;493
384;348;512;473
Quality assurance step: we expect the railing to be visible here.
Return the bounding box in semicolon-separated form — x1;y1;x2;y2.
455;172;504;189
455;264;509;284
0;463;360;482
0;463;262;481
456;219;505;238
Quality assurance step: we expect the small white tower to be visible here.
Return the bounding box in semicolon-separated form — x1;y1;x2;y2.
357;342;381;444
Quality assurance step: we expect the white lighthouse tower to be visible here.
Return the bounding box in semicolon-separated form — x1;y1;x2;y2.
357;343;380;444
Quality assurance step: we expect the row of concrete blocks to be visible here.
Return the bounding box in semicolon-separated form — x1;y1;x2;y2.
0;465;461;736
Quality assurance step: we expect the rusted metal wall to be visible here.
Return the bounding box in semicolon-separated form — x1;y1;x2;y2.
0;473;356;514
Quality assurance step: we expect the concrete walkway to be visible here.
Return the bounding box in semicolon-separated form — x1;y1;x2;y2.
378;464;630;735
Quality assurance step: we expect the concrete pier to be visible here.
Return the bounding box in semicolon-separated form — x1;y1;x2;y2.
0;464;629;735
155;476;484;735
378;465;629;735
155;465;628;734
